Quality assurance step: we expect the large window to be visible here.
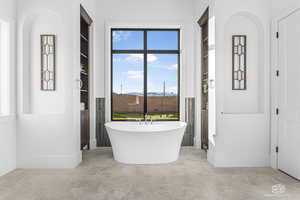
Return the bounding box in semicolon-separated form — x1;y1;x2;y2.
111;29;180;121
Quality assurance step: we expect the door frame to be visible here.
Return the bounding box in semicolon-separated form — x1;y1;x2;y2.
270;7;300;169
198;8;209;150
79;5;96;149
194;4;211;148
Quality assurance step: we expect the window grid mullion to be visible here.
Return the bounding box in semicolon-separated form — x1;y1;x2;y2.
144;30;148;118
111;29;180;121
111;50;179;54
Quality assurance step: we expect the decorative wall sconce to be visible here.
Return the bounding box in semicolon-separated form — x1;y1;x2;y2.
232;35;246;90
41;35;56;91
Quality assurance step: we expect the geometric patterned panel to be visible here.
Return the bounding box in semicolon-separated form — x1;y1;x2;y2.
41;35;56;91
232;35;247;90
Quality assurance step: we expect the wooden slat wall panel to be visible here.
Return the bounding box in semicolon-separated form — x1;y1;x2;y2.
182;98;195;146
199;8;209;150
96;98;111;147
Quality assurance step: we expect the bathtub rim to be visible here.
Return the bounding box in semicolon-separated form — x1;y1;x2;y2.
105;121;187;134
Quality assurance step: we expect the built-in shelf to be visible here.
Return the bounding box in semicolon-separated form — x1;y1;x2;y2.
81;71;88;76
80;6;92;151
200;8;209;150
81;34;88;42
81;52;88;58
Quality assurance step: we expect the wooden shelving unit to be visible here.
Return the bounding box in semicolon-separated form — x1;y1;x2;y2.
80;6;92;150
198;8;209;151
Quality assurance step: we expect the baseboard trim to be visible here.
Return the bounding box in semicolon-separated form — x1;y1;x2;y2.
17;151;82;169
0;167;16;177
213;156;270;168
90;138;97;149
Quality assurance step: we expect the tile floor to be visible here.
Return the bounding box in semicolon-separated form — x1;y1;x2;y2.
0;148;299;200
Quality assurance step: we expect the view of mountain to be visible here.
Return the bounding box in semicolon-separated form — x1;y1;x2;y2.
113;92;177;97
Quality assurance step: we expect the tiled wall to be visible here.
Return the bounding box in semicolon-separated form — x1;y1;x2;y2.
96;98;111;147
182;98;195;146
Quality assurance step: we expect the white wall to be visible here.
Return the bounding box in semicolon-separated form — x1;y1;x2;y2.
271;0;300;18
223;14;264;114
29;14;65;114
0;0;17;176
16;0;96;168
0;117;16;176
211;0;271;167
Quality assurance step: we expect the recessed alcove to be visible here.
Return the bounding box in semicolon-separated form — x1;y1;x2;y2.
21;12;65;114
222;12;265;114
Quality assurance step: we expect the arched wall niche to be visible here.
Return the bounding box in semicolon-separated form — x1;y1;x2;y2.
21;11;66;114
222;12;265;114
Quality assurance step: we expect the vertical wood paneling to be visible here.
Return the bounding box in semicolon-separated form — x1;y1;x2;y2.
182;98;195;146
96;98;111;147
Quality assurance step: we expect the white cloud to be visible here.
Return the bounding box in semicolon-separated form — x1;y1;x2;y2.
113;31;131;42
125;54;143;63
125;54;158;64
147;81;155;91
113;57;121;62
157;64;178;71
151;63;178;71
166;64;178;71
125;70;143;79
147;54;158;63
168;86;178;93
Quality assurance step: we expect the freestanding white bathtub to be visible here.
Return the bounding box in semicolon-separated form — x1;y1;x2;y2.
105;121;187;164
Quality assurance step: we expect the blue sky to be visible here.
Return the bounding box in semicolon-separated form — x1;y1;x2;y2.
112;30;179;95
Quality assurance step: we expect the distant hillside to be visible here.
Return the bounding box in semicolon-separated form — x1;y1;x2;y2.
113;92;177;96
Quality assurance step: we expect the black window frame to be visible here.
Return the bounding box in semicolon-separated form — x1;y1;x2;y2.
111;28;181;121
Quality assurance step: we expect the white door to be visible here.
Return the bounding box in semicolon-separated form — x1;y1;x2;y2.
278;9;300;180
